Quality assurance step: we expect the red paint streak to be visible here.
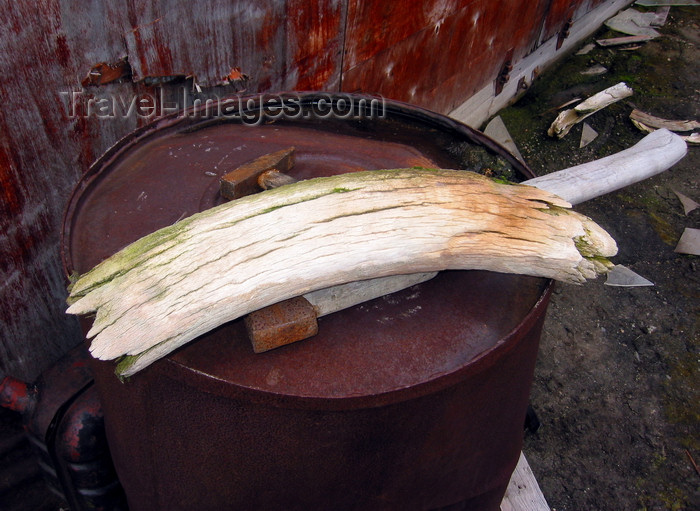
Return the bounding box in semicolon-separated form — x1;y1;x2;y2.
54;34;71;68
344;0;470;71
286;0;344;90
253;10;282;90
0;142;24;219
0;376;35;415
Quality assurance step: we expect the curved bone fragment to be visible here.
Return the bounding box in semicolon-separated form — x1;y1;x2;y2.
66;168;617;377
548;82;633;139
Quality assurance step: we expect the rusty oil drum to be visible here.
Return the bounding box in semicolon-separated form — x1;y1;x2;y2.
62;93;552;511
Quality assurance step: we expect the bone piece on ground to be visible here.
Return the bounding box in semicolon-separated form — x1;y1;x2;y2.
605;265;654;287
675;228;700;255
580;123;598;148
672;189;700;215
548;82;633;138
631;120;700;145
630;109;700;132
66;168;617;377
483;115;525;163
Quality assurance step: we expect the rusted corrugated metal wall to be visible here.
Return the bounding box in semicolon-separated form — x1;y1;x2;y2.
0;0;612;381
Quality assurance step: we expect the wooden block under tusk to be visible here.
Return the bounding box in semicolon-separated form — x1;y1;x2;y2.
219;146;295;199
247;272;438;352
245;296;319;353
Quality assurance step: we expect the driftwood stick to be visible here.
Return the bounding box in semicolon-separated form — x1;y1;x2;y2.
67;168;617;377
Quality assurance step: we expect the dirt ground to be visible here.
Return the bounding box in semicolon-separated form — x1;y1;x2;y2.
496;6;699;510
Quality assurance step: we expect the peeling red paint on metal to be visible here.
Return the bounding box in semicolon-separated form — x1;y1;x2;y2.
58;391;104;462
81;58;131;87
541;0;584;43
0;376;35;415
0;142;24;219
54;34;71;67
341;0;549;113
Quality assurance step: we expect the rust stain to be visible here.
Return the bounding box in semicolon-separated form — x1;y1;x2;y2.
216;67;250;90
126;16;177;81
81;58;131;87
541;0;584;43
0;142;24;219
341;0;549;113
54;34;71;68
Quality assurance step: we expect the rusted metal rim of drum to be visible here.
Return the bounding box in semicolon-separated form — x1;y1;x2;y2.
61;92;553;411
160;288;553;412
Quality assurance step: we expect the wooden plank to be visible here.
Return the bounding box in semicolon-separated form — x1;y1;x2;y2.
500;452;550;511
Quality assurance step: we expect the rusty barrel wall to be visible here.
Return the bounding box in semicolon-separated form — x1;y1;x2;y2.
62;93;552;510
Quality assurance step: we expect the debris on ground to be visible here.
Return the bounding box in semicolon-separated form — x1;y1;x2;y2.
580;64;608;76
497;6;699;509
483;115;525;162
605;264;655;286
596;34;658;47
579;122;599;148
576;43;596;55
630;108;700;132
604;7;669;38
631;115;700;144
548;82;633;138
674;227;700;254
673;189;700;215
